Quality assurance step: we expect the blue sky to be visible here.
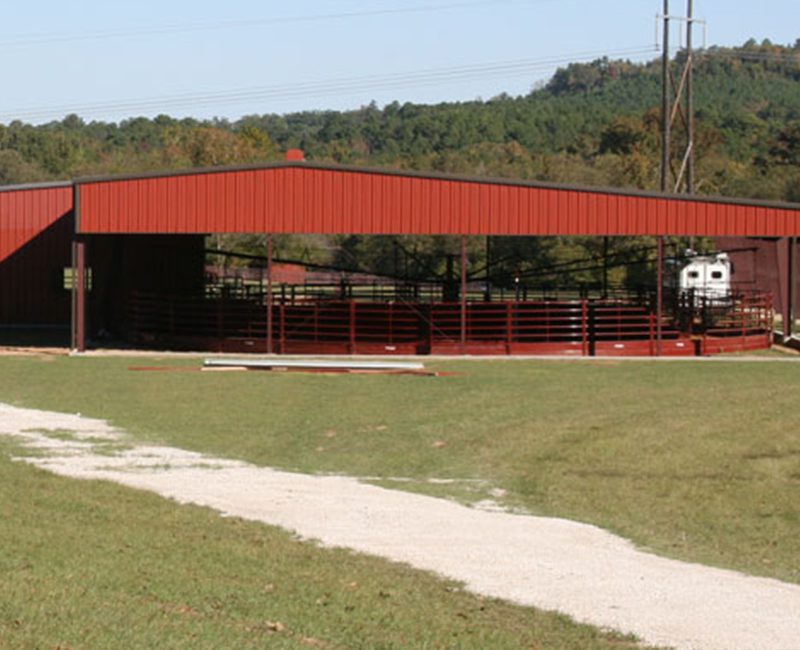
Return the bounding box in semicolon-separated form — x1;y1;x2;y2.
1;0;798;124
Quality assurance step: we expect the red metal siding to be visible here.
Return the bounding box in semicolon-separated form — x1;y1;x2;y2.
76;165;800;237
0;185;73;325
717;236;800;315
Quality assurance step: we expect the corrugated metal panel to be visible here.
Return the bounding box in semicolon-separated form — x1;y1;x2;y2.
75;164;800;237
718;236;800;315
0;184;73;325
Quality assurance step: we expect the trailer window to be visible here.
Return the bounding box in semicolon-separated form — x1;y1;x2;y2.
688;271;699;279
711;271;723;279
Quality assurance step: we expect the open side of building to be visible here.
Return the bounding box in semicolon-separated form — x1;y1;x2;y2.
1;155;798;355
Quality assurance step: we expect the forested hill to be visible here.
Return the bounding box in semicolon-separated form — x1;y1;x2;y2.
2;38;800;203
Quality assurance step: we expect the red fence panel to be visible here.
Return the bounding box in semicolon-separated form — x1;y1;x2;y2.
123;292;774;357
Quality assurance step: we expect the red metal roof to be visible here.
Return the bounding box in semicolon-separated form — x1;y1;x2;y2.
74;162;800;237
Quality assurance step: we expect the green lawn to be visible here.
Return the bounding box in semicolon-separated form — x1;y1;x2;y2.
0;353;798;647
1;355;798;584
0;450;641;649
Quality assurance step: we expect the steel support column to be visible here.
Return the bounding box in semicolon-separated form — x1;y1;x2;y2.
791;237;797;339
266;234;274;354
783;236;796;341
656;237;664;355
460;235;468;353
71;238;87;352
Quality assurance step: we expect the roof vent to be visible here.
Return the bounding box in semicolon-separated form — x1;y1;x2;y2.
285;149;305;161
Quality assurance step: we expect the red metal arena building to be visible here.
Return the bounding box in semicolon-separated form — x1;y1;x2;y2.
1;151;798;356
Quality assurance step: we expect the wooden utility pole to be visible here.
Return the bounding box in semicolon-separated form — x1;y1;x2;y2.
657;0;670;355
686;0;695;195
658;1;703;354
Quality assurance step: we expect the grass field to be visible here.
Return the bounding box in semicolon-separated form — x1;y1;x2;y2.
0;447;643;649
1;353;798;647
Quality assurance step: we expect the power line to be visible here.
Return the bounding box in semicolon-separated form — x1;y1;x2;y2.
0;45;657;123
0;0;532;48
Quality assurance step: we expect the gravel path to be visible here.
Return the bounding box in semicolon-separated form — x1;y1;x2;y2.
3;402;800;650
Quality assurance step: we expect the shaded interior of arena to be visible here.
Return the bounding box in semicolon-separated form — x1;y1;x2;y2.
77;234;774;357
